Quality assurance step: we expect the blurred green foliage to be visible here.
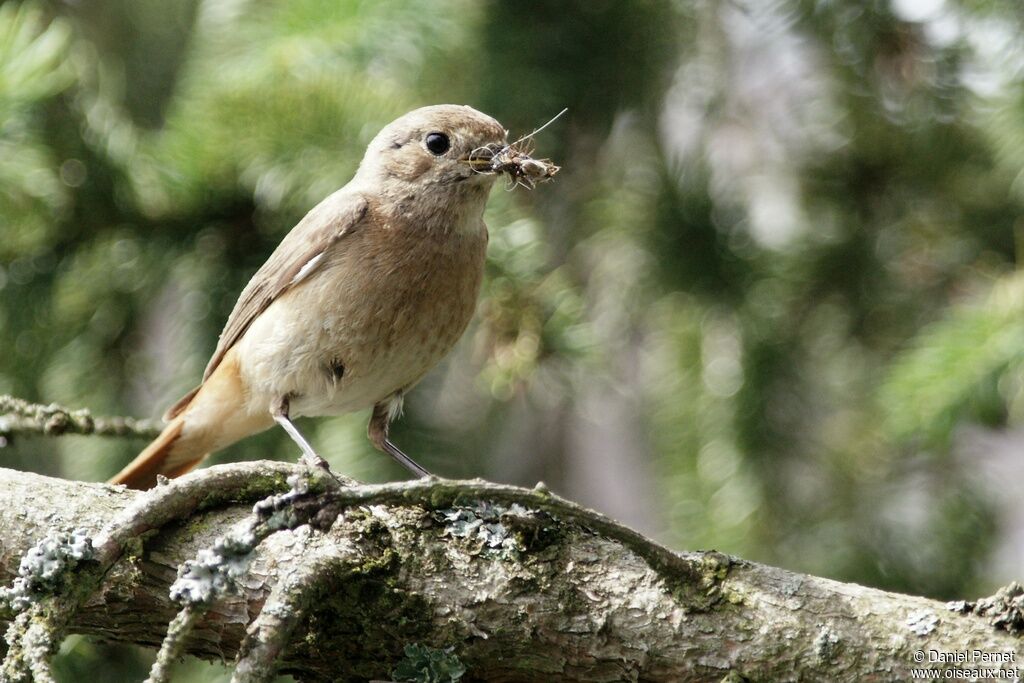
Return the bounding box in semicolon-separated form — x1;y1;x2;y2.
2;0;1024;678
880;272;1024;446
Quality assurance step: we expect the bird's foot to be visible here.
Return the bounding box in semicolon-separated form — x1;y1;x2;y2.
271;398;340;483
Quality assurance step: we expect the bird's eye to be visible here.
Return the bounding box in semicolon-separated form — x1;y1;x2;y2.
425;132;450;155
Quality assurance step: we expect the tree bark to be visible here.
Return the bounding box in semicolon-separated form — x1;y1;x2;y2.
0;464;1020;682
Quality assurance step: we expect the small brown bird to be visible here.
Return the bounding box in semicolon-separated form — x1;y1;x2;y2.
111;104;553;489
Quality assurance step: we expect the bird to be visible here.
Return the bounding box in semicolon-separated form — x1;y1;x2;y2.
110;104;521;489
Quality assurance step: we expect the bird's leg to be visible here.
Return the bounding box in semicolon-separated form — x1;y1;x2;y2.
368;401;432;479
271;395;333;474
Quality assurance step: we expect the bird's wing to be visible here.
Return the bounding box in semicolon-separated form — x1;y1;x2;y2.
203;191;370;382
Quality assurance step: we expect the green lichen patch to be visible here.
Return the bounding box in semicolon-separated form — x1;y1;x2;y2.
392;643;466;683
670;551;737;611
288;568;438;680
196;470;292;512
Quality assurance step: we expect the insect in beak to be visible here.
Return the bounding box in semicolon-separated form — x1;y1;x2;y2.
459;108;565;190
460;145;560;189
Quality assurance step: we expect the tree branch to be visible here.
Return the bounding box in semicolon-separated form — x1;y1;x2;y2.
0;395;161;441
0;462;1020;682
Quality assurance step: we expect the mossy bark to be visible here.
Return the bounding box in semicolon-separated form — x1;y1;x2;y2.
0;465;1020;682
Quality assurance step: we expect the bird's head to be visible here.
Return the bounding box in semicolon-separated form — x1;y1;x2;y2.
356;104;560;206
356;104;509;192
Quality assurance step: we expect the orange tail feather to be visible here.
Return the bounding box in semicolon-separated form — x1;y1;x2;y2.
108;416;206;490
110;349;273;489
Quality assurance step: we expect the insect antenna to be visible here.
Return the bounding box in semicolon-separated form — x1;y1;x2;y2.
507;107;568;149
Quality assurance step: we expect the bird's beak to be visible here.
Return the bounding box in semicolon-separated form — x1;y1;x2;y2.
459;146;498;173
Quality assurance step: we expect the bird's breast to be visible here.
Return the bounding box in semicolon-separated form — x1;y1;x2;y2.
237;217;488;418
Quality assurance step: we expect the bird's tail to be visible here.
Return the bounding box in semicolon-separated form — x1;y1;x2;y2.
109;349;272;490
107;414;205;489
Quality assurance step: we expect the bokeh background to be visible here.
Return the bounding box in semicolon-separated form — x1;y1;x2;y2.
3;0;1024;678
